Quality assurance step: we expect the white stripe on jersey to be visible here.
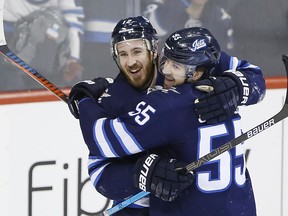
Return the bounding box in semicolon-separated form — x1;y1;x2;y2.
228;56;260;71
88;158;111;187
241;63;260;69
133;197;150;208
111;118;143;155
229;56;239;71
94;118;118;158
85;20;116;33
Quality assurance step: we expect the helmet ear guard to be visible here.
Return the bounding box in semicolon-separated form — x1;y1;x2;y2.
185;65;197;78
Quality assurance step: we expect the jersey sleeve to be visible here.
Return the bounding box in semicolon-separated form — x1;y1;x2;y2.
215;52;266;105
78;87;192;158
77;85;196;204
88;153;143;199
78;98;151;205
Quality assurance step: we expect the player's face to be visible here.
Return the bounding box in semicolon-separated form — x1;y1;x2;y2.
161;59;187;89
117;39;154;90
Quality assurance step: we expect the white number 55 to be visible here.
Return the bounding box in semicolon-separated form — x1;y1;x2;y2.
128;101;156;125
197;119;246;192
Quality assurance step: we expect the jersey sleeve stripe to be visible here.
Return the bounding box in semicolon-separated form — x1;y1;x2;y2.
88;159;111;187
229;57;261;72
229;56;239;70
111;118;144;155
94;118;119;158
240;62;260;70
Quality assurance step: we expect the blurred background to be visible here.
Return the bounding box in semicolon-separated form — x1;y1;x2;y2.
0;1;288;216
0;0;287;92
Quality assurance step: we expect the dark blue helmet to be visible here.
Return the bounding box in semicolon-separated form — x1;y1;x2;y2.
111;16;158;60
161;27;221;78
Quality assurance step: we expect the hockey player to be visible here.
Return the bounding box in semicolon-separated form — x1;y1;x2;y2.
74;27;258;216
68;17;265;215
1;0;84;90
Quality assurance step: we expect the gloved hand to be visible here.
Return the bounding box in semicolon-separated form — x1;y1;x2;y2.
68;77;113;119
134;154;195;202
194;74;244;124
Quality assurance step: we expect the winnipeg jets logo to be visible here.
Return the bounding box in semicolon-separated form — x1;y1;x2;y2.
191;39;206;51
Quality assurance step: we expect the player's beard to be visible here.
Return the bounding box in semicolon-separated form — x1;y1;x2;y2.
123;57;155;90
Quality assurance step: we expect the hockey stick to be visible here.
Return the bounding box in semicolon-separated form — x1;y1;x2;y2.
98;54;288;216
0;0;68;103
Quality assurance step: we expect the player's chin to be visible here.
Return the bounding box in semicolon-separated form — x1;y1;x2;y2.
164;79;175;89
129;76;148;89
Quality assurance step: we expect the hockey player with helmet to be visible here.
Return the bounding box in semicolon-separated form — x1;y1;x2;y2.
68;17;265;215
69;16;265;122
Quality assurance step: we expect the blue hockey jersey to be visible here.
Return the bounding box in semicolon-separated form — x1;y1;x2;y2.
78;52;264;215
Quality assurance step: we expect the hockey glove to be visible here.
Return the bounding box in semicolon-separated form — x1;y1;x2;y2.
68;77;113;119
194;72;249;124
134;154;195;202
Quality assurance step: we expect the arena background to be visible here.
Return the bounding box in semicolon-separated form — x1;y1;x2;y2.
0;0;287;215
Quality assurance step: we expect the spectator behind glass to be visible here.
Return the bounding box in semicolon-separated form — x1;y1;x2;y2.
230;0;288;77
80;0;128;81
0;0;84;91
141;0;233;52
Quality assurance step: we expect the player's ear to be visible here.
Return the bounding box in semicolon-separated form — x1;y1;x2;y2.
193;71;204;81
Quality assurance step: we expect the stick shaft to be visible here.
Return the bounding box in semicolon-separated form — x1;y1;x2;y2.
0;45;69;103
100;191;149;216
0;0;68;103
